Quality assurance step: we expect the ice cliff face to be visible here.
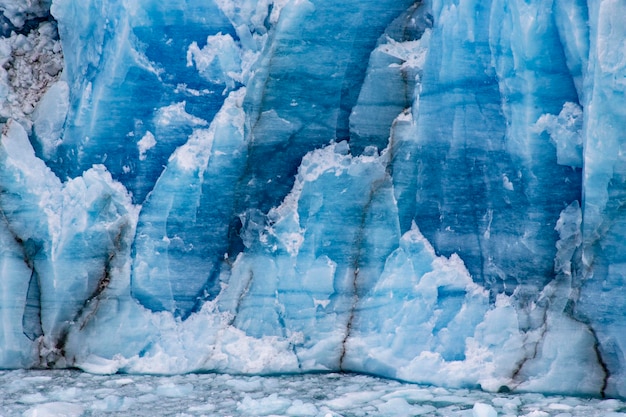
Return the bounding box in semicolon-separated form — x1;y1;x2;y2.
0;0;624;398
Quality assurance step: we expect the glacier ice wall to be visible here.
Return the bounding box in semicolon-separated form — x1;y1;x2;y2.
0;0;625;398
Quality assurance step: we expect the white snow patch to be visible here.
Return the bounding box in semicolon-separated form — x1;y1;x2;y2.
502;174;514;191
313;298;330;309
380;29;432;73
534;102;583;168
155;101;208;127
137;131;156;161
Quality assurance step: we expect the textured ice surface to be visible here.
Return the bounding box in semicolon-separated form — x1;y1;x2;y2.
1;0;626;401
0;19;63;129
0;0;51;30
2;370;626;417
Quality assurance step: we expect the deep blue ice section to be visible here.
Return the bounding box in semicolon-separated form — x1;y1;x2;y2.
130;0;417;315
49;0;234;203
404;0;582;296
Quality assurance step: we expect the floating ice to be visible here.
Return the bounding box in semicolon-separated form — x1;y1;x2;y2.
1;370;625;417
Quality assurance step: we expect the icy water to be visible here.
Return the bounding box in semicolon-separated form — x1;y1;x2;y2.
1;370;625;417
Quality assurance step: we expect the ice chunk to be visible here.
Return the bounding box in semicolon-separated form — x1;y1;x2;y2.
473;403;497;417
237;393;291;415
0;0;52;29
0;21;63;132
534;102;583;168
32;81;70;159
23;402;84;417
187;33;242;91
137;131;156;161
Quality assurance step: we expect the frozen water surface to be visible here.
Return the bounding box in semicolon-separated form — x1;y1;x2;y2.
1;370;625;417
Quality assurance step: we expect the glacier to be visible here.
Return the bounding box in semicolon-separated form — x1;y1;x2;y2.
0;0;625;400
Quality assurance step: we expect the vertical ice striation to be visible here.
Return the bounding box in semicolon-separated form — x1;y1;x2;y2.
0;119;136;366
235;0;416;216
575;0;626;399
1;0;626;400
219;142;401;370
0;192;38;368
132;89;248;315
49;0;234;202
129;0;417;317
399;0;582;298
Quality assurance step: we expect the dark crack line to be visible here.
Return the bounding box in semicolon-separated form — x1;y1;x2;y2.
587;324;609;398
77;252;115;332
339;177;386;370
230;269;255;327
569;301;610;398
203;268;255;370
57;227;126;367
338;268;360;370
508;306;549;391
